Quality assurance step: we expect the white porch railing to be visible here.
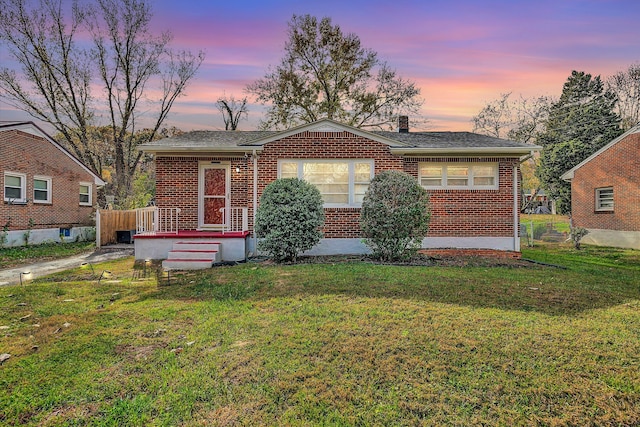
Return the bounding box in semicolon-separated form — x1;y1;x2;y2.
136;207;181;235
220;207;249;233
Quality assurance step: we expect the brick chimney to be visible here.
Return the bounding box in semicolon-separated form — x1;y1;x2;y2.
397;115;409;133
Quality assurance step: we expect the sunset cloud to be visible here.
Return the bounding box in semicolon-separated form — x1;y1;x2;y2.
1;0;638;132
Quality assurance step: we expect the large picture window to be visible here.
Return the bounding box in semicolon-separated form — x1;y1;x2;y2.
279;159;374;206
33;176;52;204
4;172;26;203
595;187;613;211
419;163;498;189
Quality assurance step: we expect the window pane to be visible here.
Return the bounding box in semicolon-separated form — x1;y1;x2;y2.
474;166;494;176
421;178;442;186
420;166;442;177
34;179;48;190
5;187;21;199
322;193;349;204
473;166;496;186
281;162;298;179
34;190;48;201
354;163;371;182
80;185;89;194
6;176;21;187
303;162;349;204
80;194;89;203
447;166;468;186
303;162;348;184
474;177;495;186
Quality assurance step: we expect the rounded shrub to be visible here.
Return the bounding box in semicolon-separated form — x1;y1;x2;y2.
255;178;325;262
360;170;431;261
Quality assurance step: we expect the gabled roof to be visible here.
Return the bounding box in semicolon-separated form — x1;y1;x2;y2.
0;121;105;186
561;123;640;181
137;118;540;156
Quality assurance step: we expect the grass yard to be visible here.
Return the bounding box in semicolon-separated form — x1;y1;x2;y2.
1;243;639;426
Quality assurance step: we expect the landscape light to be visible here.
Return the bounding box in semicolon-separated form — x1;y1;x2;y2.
98;270;112;284
20;271;32;285
81;262;95;275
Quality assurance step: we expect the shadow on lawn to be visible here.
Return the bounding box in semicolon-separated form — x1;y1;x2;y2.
138;259;640;317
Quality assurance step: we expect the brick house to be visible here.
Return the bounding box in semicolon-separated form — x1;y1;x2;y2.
562;123;640;249
1;121;105;247
136;118;539;267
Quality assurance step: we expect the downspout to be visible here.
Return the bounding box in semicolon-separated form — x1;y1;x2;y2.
513;151;534;252
252;149;258;256
513;164;519;252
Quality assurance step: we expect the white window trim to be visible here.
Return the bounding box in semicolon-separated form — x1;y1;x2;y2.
278;159;374;207
33;175;52;204
595;187;614;212
4;171;27;203
419;162;499;190
79;182;92;206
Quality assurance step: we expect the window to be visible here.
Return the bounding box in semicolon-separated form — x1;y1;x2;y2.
79;182;92;206
595;187;614;211
279;160;374;206
33;176;52;204
419;163;498;189
4;172;26;203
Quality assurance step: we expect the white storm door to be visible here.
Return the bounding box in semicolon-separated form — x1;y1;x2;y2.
199;163;230;228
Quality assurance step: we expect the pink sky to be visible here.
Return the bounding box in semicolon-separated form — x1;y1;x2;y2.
1;0;638;132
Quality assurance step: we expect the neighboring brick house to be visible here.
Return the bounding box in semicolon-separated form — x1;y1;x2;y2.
562;124;640;249
137;118;539;263
1;121;105;247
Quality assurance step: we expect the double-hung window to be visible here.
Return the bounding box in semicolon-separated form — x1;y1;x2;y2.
79;182;92;206
595;187;613;211
33;176;52;204
4;172;26;203
279;159;374;207
419;163;498;190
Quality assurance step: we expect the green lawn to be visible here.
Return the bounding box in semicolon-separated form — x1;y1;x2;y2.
1;244;639;426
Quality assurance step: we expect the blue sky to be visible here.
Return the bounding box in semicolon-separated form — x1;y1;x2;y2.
1;0;638;131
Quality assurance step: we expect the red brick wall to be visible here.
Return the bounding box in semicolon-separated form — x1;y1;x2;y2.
404;158;519;237
154;131;521;239
155;156;249;229
257;131;403;238
571;132;640;231
0;129;97;231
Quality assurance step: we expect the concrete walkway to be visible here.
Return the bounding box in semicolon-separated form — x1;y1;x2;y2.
0;248;134;287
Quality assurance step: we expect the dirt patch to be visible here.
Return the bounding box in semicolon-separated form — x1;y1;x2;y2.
114;343;165;360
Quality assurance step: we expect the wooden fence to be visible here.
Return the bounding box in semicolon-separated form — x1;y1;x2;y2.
96;209;137;247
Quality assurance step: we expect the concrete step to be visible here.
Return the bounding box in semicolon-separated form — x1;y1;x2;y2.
172;241;220;251
167;250;219;262
162;258;214;270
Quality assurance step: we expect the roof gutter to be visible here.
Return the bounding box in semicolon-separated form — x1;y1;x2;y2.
390;146;541;156
137;146;265;155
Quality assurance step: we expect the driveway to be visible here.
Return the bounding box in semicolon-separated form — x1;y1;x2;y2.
0;248;134;286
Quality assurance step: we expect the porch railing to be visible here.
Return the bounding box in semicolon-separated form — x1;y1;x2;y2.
136;207;181;235
220;207;249;233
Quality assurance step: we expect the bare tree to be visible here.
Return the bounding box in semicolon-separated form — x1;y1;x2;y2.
0;0;204;201
607;63;640;130
472;92;552;144
216;95;248;130
247;15;422;130
472;92;553;212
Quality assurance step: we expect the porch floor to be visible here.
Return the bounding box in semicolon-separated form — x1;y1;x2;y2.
134;230;251;240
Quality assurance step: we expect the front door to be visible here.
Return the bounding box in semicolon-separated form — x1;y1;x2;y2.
199;163;230;229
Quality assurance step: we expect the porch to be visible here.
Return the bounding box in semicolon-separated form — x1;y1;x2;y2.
133;207;253;266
